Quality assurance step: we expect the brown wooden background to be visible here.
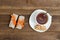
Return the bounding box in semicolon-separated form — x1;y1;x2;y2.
0;0;60;40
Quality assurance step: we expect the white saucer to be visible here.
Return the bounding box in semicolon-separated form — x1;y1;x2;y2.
29;9;52;32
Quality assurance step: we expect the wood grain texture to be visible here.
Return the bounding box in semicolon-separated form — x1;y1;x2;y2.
0;32;60;40
0;0;60;40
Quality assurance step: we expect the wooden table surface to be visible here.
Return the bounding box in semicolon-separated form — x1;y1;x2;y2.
0;0;60;40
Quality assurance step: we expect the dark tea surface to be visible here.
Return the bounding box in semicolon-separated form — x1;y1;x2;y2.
36;13;48;24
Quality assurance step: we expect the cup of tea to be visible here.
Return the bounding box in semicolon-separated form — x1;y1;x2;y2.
35;10;48;24
36;12;48;25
